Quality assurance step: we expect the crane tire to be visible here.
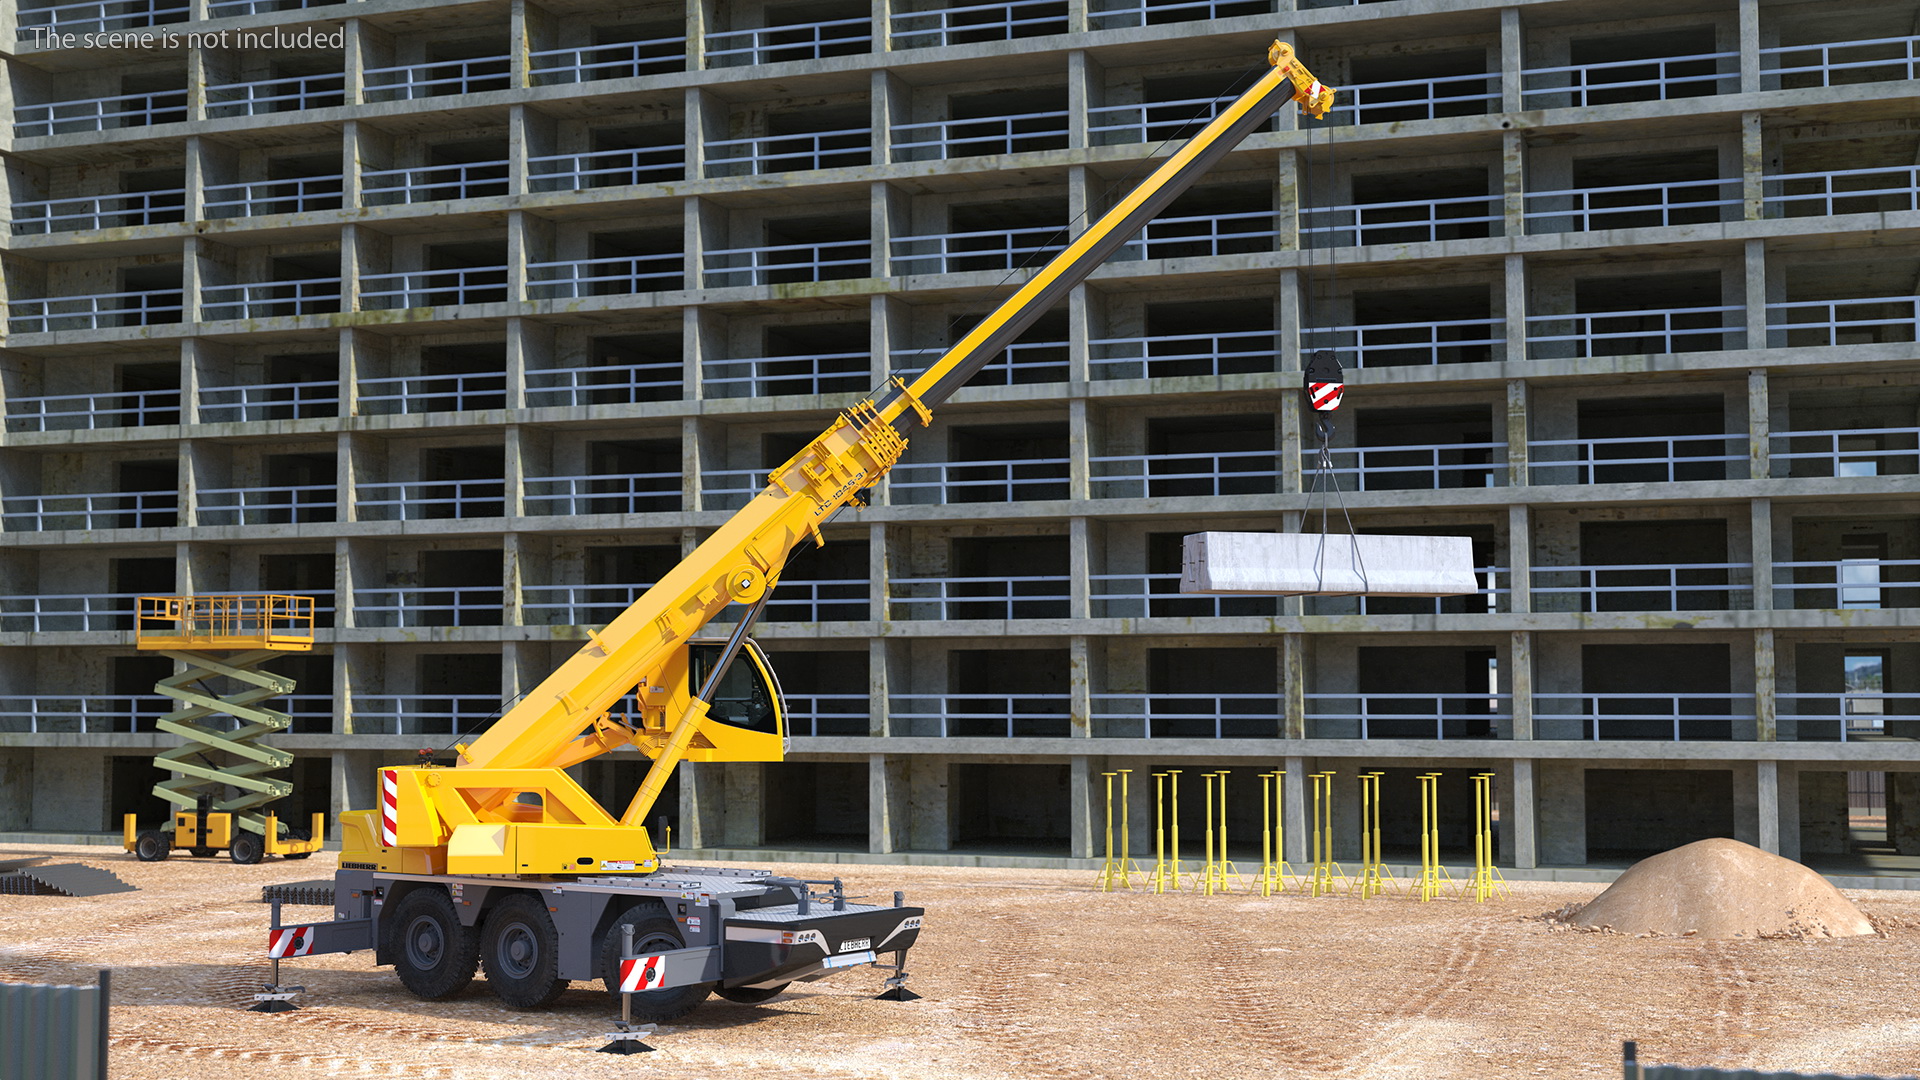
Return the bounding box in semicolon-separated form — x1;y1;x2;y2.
716;983;790;1004
597;903;715;1023
482;894;568;1009
387;888;480;1000
228;832;264;865
133;831;170;862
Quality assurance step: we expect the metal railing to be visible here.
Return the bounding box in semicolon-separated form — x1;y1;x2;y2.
701;351;870;397
1322;71;1502;127
20;0;189;33
1308;569;1506;616
1770;426;1920;477
15;87;186;137
1087;0;1266;29
891;340;1068;385
785;694;871;737
700;468;766;511
208;0;341;13
201;277;342;320
11;189;185;235
703;239;870;287
1;490;177;531
891;225;1065;275
522;582;649;625
523;472;680;515
1302;317;1501;368
1760;33;1920;88
1321;440;1505;490
203;174;343;217
763;579;870;622
891;109;1071;162
1764;164;1920;218
9;289;182;334
1531;562;1749;612
1301;193;1502;247
706;18;869;66
1524;179;1740;233
195;484;337;525
205;72;345;117
887;693;1072;737
198;379;340;423
1090;572;1278;618
1521;49;1738;108
350;587;502;628
1777;692;1920;742
359;266;510;309
1090;449;1278;499
891;456;1070;502
889;0;1066;49
1118;210;1275;261
1527;432;1745;485
4;388;179;432
525;361;682;406
1089;330;1274;380
358;371;506;414
0;592;150;632
1773;558;1920;610
1088;93;1276;145
526;254;682;298
0;695;146;733
361;160;509;205
1766;295;1919;348
1526;304;1743;358
528;34;686;84
1304;693;1510;739
1092;693;1281;739
357;479;505;520
1533;693;1751;740
349;695;503;735
363;56;512;101
527;145;684;191
888;575;1071;619
705;128;869;177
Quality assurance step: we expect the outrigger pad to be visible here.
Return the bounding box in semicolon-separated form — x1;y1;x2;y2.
1180;532;1479;597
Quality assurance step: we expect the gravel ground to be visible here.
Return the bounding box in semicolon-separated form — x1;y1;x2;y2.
5;843;1920;1080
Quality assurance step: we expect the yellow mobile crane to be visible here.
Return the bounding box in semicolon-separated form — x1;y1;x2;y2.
271;42;1334;1020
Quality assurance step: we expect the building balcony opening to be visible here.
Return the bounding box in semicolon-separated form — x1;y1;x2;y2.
708;0;870;67
932;196;1067;275
710;320;869;398
257;453;337;525
1584;767;1736;861
1313;284;1497;369
1532;149;1732;233
201;351;337;422
707;103;869;177
892;0;1066;50
524;543;681;625
1087;71;1254;146
532;332;682;406
1776;387;1920;479
413;343;508;413
1104;414;1275;499
1533;393;1735;485
952;536;1068;620
1545;642;1738;741
911;422;1069;505
119;71;188;126
1760;6;1920;91
121;168;186;226
416;550;504;627
1768;130;1920;218
210;252;342;320
532;228;682;298
207;55;345;117
1348;405;1497;492
422;446;506;519
265;652;333;732
767;539;869;623
706;213;869;288
1346;49;1497;125
115;460;178;529
944;648;1070;737
412;651;503;732
1308;167;1497;248
765;649;868;734
922;308;1068;385
111;556;176;630
1124;182;1271;262
114;654;173;733
1782;519;1920;612
422;39;512;98
556;123;686;190
1555;26;1729;107
1094;297;1272;380
949;763;1069;855
1531;270;1734;359
119;264;185;326
1770;259;1920;349
563;16;688;80
1089;0;1260;29
117;361;181;427
370;138;509;205
425;242;510;306
1318;645;1503;740
1543;518;1736;613
262;550;336;628
1144;645;1278;738
1125;530;1276;619
764;762;869;850
900;86;1069;161
577;438;681;514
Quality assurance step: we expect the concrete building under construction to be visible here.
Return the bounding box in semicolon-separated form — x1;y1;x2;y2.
1;0;1917;873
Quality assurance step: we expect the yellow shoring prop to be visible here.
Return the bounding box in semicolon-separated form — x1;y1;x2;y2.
1270;769;1295;893
1152;772;1168;894
1168;770;1183;893
1470;772;1513;901
1260;772;1274;897
1098;771;1118;891
1307;771;1345;896
1215;770;1244;893
1201;773;1217;895
1416;772;1457;901
1352;771;1383;897
1118;769;1143;888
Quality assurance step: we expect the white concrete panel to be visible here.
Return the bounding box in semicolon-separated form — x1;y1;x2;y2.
1180;531;1479;597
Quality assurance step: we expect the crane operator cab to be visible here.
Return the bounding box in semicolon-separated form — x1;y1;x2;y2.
639;636;789;763
689;638;785;738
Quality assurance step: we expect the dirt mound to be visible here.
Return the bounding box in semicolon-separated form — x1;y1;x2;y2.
1570;838;1873;939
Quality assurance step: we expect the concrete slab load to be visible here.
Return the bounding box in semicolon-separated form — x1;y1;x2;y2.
1180;531;1480;597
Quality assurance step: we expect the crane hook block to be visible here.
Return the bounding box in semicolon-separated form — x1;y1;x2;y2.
1305;350;1344;412
724;565;767;604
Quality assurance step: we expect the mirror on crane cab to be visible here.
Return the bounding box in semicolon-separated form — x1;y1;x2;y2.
665;637;787;761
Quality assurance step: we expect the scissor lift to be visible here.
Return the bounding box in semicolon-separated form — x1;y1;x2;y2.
122;594;326;864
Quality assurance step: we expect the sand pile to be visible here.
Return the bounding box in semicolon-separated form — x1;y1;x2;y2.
1570;837;1874;939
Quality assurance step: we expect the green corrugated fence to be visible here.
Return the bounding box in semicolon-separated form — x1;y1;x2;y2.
0;970;108;1080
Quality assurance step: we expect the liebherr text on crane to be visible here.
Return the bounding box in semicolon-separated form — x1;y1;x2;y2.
269;41;1335;1021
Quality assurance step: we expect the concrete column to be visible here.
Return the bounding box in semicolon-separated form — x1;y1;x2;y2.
721;763;764;847
1068;397;1089;502
1066;50;1094;148
1732;761;1760;846
332;749;374;827
1499;7;1523;114
907;757;949;851
869;754;908;854
1777;765;1800;861
1279;385;1303;495
679;761;724;850
1277;267;1302;372
1275;151;1299;252
1067;284;1093;387
1889;773;1920;856
1754;627;1777;742
1738;0;1760;95
1501;130;1524;238
1756;759;1780;854
1069;756;1095;859
1747;366;1771;479
1283;756;1308;864
1751;498;1773;613
1509;630;1533;739
1282;633;1305;738
1505;378;1529;486
1331;768;1361;861
1744;238;1768;351
869;637;890;737
1537;761;1585;865
1507;504;1531;614
1504;252;1528;363
1510;758;1537;868
1069;635;1091;738
501;530;525;627
0;749;32;830
1069;516;1091;621
1741;112;1764;221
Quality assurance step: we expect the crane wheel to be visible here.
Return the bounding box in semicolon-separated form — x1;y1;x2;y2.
716;983;790;1004
229;832;264;865
598;904;716;1022
133;831;170;862
482;894;568;1010
387;888;479;1000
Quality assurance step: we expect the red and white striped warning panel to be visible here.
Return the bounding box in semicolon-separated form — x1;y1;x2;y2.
380;769;399;847
1308;382;1344;412
268;925;315;958
619;955;667;993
